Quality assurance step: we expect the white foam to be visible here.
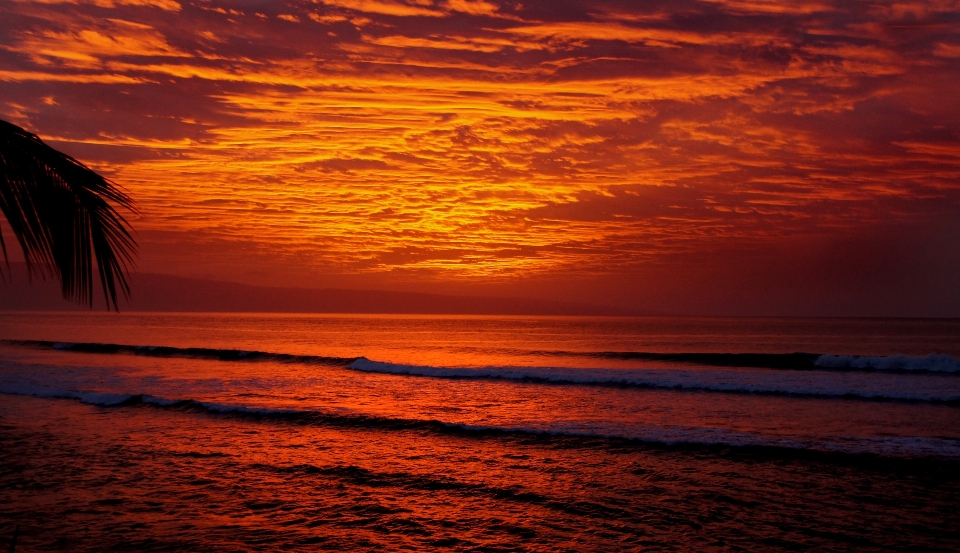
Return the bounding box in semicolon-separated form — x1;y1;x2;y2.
347;358;960;402
0;381;301;416
3;381;960;458
815;353;960;372
0;382;136;406
141;395;181;407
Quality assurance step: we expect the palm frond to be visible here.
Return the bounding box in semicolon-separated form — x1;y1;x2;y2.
0;119;138;310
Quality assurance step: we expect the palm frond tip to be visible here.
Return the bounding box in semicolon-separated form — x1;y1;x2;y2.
0;119;138;310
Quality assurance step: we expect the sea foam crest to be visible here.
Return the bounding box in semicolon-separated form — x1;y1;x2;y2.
3;382;959;459
0;382;137;406
345;358;960;403
9;340;959;373
815;353;960;373
0;382;302;415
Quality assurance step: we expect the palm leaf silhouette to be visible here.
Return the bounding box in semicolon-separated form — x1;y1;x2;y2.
0;119;137;310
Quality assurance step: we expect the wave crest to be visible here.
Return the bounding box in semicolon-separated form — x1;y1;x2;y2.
5;339;958;373
8;340;357;365
815;353;960;372
2;383;959;459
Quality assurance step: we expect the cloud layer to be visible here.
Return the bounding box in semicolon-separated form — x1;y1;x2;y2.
2;0;959;311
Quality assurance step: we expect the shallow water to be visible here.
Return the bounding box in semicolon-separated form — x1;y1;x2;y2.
1;313;959;551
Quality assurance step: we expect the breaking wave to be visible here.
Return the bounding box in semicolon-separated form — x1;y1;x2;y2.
2;339;356;365
1;382;958;459
4;339;958;373
815;353;960;372
345;358;960;403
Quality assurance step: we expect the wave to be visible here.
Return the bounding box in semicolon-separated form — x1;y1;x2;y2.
2;340;357;366
250;462;630;519
560;351;823;369
345;359;960;403
3;339;959;403
815;354;960;372
4;339;957;374
2;383;958;460
577;351;960;373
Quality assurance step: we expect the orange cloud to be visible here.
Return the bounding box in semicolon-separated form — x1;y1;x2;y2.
500;22;759;47
21;0;181;11
5;18;190;69
1;0;957;290
445;0;499;16
366;34;542;52
317;0;446;17
934;42;960;57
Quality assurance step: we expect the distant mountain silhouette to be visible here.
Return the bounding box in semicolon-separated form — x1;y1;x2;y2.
0;265;643;316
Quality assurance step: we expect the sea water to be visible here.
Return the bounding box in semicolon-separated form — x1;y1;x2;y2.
1;313;958;551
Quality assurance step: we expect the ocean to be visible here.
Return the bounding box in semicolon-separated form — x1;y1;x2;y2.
1;312;958;551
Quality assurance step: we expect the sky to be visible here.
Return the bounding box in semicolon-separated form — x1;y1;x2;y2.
1;0;959;315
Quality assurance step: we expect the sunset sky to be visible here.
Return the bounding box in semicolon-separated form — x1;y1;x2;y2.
2;0;959;315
